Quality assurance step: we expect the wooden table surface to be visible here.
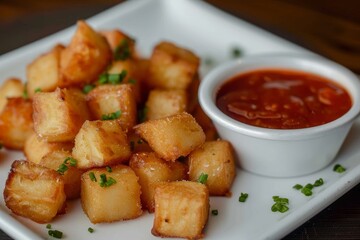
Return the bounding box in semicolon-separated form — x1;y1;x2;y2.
0;0;359;239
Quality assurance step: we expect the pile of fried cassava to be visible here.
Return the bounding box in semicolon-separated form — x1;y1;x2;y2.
0;20;236;239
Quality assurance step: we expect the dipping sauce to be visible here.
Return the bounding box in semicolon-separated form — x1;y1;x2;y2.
216;69;352;129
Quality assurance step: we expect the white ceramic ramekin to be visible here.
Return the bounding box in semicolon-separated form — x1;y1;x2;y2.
199;55;360;177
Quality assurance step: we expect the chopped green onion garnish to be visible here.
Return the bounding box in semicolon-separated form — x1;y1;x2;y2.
46;224;52;229
301;187;313;196
89;172;97;182
48;229;63;239
64;157;77;167
211;209;218;216
83;84;95;94
106;166;112;173
231;47;243;58
88;227;94;233
238;192;248;202
333;164;346;173
34;88;42;93
293;184;303;190
99;173;117;187
197;173;208;184
313;178;324;187
114;39;132;61
101;110;121;120
98;70;127;85
304;183;314;190
204;57;214;66
57;164;68;175
271;196;289;213
57;157;77;175
271;202;289;213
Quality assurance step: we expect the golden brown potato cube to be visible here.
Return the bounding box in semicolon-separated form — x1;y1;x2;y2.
129;152;187;212
188;140;236;196
4;160;66;223
39;150;83;200
33;88;90;142
134;112;205;161
81;165;142;223
152;181;209;239
0;97;33;150
107;60;142;103
193;104;218;141
26;44;64;98
145;89;187;120
72;120;131;169
59;20;112;87
0;78;24;112
148;41;200;90
24;132;73;164
86;84;137;131
100;30;137;58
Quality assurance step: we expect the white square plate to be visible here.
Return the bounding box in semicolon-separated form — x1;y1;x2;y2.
0;0;359;239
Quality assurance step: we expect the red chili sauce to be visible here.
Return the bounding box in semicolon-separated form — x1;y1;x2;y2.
216;69;352;129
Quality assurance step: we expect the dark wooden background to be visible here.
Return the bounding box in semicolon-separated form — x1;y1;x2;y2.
0;0;359;239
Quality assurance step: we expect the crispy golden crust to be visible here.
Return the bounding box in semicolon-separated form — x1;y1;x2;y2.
0;97;33;150
81;165;142;223
86;84;137;132
151;181;209;239
72;120;131;169
148;41;200;90
145;89;188;121
129;152;187;212
3;160;66;223
59;21;112;87
189;140;236;196
26;44;64;98
32;88;90;142
39;150;83;200
0;78;24;112
24;131;73;164
134;112;206;161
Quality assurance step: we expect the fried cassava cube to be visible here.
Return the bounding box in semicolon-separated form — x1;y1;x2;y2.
0;97;33;150
129;152;187;212
24;132;73;164
148;41;200;90
39;150;83;200
0;78;24;112
188;140;236;196
100;29;136;57
81;165;142;223
72;120;131;169
26;44;64;98
134;112;205;161
3;160;66;223
152;181;209;239
59;20;112;87
145;89;187;120
86;84;137;132
107;60;143;103
33;88;90;142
